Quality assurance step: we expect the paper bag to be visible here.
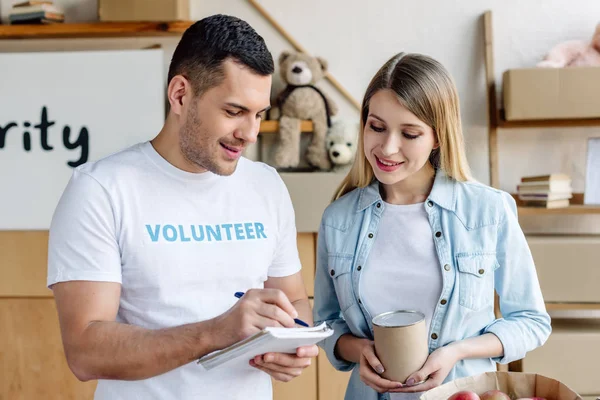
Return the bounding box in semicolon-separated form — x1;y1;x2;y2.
420;372;582;400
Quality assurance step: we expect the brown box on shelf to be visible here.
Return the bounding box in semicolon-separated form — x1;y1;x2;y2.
527;236;600;303
98;0;189;22
502;67;600;121
521;319;600;396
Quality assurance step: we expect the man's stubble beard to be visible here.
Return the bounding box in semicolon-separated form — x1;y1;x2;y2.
179;106;238;176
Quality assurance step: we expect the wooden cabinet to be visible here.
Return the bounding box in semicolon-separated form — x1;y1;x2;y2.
0;230;98;398
1;231;331;399
272;354;318;400
317;353;352;400
297;233;316;298
0;299;98;399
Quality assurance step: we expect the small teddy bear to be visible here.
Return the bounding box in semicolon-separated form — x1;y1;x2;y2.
269;51;339;170
537;23;600;68
325;120;358;170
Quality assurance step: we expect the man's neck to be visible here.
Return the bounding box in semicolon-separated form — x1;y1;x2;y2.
150;121;206;174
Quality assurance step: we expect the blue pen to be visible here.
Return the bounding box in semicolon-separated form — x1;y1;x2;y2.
234;292;309;327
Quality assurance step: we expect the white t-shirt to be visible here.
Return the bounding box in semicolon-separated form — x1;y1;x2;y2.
360;201;443;400
47;141;302;400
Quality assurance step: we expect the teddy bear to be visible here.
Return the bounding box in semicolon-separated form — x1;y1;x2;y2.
269;51;339;170
325;119;359;170
537;23;600;68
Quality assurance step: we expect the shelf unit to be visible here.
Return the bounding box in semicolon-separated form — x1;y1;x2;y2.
484;11;600;383
259;120;314;134
0;21;194;39
483;11;600;216
0;22;314;134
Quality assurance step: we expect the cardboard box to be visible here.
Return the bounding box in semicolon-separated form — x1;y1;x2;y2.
98;0;190;22
420;371;581;399
527;236;600;303
521;319;600;395
502;67;600;121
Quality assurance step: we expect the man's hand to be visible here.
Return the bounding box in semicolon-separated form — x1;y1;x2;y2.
210;288;299;350
250;345;319;382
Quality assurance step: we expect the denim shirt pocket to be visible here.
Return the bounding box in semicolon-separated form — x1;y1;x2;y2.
328;254;355;313
456;253;500;311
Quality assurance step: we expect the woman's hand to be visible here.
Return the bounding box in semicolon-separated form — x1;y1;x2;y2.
390;344;460;393
358;341;406;393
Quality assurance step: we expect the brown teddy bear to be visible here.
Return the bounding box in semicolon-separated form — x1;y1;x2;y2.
269;51;338;170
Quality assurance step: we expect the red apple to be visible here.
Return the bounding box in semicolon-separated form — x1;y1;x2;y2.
448;391;481;400
480;390;511;400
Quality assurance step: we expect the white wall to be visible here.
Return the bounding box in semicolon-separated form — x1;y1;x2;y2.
193;0;600;192
2;0;600;192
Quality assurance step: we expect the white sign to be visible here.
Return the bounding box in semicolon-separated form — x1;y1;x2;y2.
585;137;600;205
0;49;165;229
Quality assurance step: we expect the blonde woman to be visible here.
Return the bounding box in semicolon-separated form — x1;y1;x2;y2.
313;53;551;400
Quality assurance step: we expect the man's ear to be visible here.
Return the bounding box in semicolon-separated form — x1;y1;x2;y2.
167;75;190;116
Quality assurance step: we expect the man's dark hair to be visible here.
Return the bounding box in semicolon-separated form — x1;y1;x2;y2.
167;14;274;96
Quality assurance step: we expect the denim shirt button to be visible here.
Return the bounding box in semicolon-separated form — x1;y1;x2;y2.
440;299;447;305
444;264;451;271
427;200;433;207
435;231;442;238
376;202;381;208
357;265;362;271
478;269;485;275
431;333;438;340
330;269;335;276
368;233;374;238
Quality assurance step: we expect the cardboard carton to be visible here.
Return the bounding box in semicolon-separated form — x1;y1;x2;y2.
420;372;582;400
98;0;189;22
502;67;600;121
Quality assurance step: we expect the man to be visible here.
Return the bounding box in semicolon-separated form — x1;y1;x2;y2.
47;14;317;399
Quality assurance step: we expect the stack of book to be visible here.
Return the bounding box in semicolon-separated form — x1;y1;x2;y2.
517;173;572;208
9;1;64;24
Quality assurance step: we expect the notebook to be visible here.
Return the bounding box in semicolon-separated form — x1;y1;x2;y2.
197;322;333;370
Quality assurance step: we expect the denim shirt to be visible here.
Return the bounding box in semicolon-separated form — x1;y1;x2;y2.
313;171;551;400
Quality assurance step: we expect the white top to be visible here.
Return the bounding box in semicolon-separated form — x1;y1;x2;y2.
360;201;443;399
47;141;302;400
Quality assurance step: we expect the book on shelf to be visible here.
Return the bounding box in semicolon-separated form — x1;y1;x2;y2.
518;192;572;202
13;1;54;7
516;181;572;194
520;173;571;183
9;1;64;24
520;199;571;209
9;11;64;23
517;173;572;208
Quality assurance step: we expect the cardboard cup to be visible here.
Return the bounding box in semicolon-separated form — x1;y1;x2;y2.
373;310;429;384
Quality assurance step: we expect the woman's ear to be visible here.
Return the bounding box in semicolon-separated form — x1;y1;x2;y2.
433;132;440;150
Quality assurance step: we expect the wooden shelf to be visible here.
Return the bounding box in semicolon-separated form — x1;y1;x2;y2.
513;193;600;216
0;21;194;39
259;120;314;133
497;111;600;129
518;204;600;216
545;303;600;311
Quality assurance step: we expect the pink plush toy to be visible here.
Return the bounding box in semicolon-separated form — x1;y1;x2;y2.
537;23;600;67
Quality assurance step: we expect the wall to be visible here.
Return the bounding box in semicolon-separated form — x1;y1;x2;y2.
2;0;600;193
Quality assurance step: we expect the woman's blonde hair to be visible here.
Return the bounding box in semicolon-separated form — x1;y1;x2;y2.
333;52;472;201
